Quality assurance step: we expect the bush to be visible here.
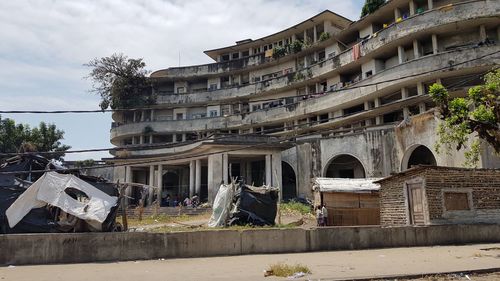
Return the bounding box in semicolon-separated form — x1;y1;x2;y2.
319;32;331;42
291;40;303;53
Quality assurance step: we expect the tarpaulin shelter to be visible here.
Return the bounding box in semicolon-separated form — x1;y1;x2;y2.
6;172;119;231
0;155;121;233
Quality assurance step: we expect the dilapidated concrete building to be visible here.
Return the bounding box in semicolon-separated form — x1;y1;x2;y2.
109;0;500;205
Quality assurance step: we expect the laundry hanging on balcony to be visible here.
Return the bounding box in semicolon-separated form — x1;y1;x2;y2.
352;43;361;61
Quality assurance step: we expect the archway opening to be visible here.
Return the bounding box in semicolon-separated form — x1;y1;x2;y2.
325;155;366;178
405;145;437;170
281;162;297;200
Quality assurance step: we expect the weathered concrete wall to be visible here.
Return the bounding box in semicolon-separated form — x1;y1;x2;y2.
2;224;500;266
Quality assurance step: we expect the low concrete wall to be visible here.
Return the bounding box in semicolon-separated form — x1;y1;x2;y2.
1;224;500;265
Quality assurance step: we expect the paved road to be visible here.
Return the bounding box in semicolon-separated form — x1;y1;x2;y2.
1;243;500;281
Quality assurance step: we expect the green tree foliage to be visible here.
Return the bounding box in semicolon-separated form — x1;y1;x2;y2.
429;69;500;167
0;116;70;161
85;53;155;110
361;0;386;17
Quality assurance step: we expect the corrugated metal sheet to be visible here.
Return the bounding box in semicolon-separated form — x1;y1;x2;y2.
312;177;381;193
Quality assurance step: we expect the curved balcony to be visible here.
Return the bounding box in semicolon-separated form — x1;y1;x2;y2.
111;45;500;144
151;37;334;79
151;0;498;106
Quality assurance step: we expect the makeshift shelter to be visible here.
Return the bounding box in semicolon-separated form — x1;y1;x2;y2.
376;166;500;226
312;177;381;226
0;155;121;233
208;183;279;227
6;172;119;231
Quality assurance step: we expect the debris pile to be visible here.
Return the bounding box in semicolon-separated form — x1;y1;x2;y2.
208;182;279;227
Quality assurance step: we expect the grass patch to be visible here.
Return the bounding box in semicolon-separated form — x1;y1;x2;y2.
265;262;311;277
118;213;210;227
280;200;313;216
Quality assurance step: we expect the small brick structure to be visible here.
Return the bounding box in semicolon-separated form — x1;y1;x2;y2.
376;166;500;226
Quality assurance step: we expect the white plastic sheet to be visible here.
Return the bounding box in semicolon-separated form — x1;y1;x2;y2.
6;172;118;229
207;184;234;227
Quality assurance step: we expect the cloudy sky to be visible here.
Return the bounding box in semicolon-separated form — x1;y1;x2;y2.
0;0;364;161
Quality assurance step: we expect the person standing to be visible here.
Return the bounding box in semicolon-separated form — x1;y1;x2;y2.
316;206;323;227
321;205;329;226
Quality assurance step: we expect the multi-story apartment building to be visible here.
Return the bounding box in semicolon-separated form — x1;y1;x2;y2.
110;0;500;205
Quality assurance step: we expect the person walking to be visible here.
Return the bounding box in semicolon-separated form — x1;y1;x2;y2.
321;205;329;226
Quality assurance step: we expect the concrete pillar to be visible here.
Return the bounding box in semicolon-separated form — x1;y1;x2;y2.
149;134;153;144
417;82;425;95
139;135;144;144
157;165;163;204
398;46;406;64
133;111;137;122
265;154;272;186
246;161;253;185
403;107;410;120
374;98;382;125
150;109;155;121
271;152;282;189
125;166;132;205
413;40;420;59
409;0;416;15
189;160;195;197
141;111;145;122
222;153;229;184
479;25;487;42
401;87;409;99
432;34;438;55
131;137;136;145
364;101;372;126
173;134;177;143
394;8;401;21
195;159;201;195
182;134;186;142
207;154;223;203
436;78;442;85
428;0;433;10
419;103;426;113
313;25;318;42
148;165;155;205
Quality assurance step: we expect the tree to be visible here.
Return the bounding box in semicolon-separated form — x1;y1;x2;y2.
85;53;155;110
429;69;499;167
0;116;71;161
361;0;386;18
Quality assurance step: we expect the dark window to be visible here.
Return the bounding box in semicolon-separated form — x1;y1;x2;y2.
444;192;470;211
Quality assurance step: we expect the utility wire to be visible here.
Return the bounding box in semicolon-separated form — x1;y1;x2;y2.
0;71;485;175
0;70;485;158
1;48;497;114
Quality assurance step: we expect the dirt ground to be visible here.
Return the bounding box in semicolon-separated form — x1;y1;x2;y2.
2;243;500;281
123;206;317;232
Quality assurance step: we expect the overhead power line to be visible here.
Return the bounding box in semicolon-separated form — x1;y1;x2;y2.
0;49;497;114
0;70;485;159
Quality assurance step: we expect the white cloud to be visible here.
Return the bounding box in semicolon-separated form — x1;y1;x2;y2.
0;0;362;160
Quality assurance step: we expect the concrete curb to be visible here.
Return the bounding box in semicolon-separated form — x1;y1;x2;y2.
319;267;500;281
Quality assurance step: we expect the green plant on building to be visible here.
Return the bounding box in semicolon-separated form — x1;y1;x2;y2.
361;0;386;18
319;32;331;42
273;46;287;59
291;40;303;54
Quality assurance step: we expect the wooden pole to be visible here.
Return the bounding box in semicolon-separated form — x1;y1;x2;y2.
119;182;128;231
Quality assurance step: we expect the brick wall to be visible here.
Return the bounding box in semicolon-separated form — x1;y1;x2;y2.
379;167;500;226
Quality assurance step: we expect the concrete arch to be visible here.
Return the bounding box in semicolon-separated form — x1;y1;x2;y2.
401;144;437;171
281;161;297;200
323;154;367;178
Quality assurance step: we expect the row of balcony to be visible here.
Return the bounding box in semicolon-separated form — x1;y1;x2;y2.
111;45;500;143
147;0;497;106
